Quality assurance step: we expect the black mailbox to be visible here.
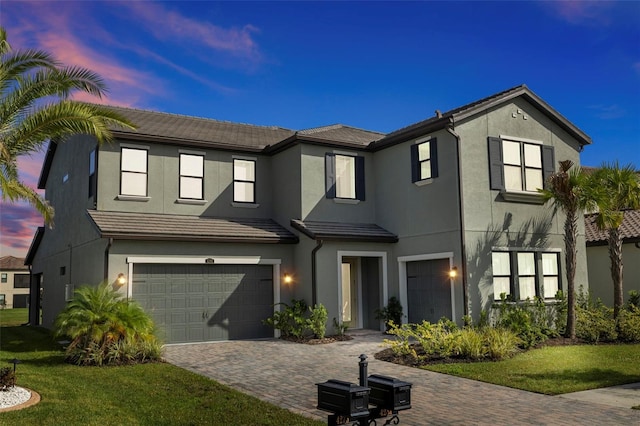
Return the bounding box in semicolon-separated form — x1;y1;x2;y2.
317;379;370;418
367;374;412;411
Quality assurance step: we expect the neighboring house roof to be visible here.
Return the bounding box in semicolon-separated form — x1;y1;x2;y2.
103;105;296;151
585;210;640;246
0;256;28;270
291;219;398;243
371;84;592;149
87;211;298;244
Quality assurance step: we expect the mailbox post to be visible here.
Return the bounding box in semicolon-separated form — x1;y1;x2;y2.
317;354;412;425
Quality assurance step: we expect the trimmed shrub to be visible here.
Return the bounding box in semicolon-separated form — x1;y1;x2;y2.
0;367;16;390
575;296;617;343
263;299;308;338
617;306;640;343
484;328;521;360
457;328;486;360
307;304;328;339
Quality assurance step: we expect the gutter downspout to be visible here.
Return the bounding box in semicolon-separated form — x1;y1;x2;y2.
311;239;323;306
104;238;113;281
446;121;469;317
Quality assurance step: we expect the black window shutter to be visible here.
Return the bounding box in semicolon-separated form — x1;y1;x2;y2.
410;143;419;183
430;138;439;179
541;145;555;188
355;156;365;201
488;137;504;190
325;153;336;199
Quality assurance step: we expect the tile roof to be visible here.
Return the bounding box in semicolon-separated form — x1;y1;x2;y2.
372;84;591;149
87;211;298;244
102;105;296;151
0;256;27;270
585;210;640;245
291;219;398;243
298;124;384;145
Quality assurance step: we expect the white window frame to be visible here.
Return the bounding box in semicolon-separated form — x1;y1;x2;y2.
335;154;356;199
120;146;148;197
502;139;543;193
233;157;256;204
179;153;204;200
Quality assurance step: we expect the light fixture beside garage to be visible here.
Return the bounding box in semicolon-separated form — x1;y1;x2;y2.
283;273;293;284
448;267;458;279
115;273;127;288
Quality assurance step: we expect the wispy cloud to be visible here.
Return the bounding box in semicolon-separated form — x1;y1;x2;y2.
541;0;612;26
0;202;42;257
588;104;626;120
17;151;46;191
120;1;262;61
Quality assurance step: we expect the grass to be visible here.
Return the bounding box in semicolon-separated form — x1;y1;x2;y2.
0;308;29;326
0;326;322;425
424;343;640;395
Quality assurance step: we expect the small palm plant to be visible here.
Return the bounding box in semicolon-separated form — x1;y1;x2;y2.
54;282;162;366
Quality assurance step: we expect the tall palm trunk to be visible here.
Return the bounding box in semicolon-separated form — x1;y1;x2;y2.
564;206;577;339
608;227;624;318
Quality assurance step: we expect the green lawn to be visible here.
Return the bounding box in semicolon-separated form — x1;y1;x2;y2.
0;326;322;425
424;343;640;395
0;308;29;326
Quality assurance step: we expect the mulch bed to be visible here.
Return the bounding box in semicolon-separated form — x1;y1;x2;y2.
280;334;354;345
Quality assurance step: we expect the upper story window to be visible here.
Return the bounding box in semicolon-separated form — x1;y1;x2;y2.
488;136;554;198
88;148;97;198
120;147;148;197
411;138;438;183
325;153;365;201
179;153;204;200
233;158;256;203
491;251;560;301
14;274;29;288
1;273;6;283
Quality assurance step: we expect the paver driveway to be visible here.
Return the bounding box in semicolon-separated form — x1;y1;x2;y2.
164;331;640;425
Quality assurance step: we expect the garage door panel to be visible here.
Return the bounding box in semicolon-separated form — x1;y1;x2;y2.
133;263;274;344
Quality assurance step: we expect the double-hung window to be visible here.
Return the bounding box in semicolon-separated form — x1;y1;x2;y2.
1;273;7;283
411;138;438;183
489;136;554;196
14;274;29;289
491;251;561;301
179;153;204;200
120;147;148;197
325;153;365;201
233;158;256;203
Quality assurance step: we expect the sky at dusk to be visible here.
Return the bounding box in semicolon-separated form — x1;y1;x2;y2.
0;0;639;258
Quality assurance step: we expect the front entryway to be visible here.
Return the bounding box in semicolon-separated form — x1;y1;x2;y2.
132;263;274;344
406;258;452;323
338;253;385;330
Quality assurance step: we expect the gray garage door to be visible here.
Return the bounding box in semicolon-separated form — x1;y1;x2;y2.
132;263;274;344
407;258;452;324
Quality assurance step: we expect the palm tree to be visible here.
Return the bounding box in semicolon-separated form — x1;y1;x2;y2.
0;26;135;225
54;282;161;365
588;163;640;318
540;160;595;339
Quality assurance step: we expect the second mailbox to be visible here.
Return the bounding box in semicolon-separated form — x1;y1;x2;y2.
367;374;412;412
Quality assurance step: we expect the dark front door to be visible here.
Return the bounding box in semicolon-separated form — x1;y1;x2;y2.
407;258;452;324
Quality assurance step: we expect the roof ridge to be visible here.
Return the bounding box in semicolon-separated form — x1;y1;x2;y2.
86;102;294;132
299;124;384;136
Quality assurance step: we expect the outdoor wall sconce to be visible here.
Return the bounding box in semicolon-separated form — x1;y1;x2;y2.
115;273;127;288
448;267;458;279
283;273;293;284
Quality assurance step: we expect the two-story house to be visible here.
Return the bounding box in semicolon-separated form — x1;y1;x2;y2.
0;256;30;309
26;85;591;344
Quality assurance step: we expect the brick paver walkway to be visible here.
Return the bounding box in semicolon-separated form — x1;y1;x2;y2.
164;331;640;425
